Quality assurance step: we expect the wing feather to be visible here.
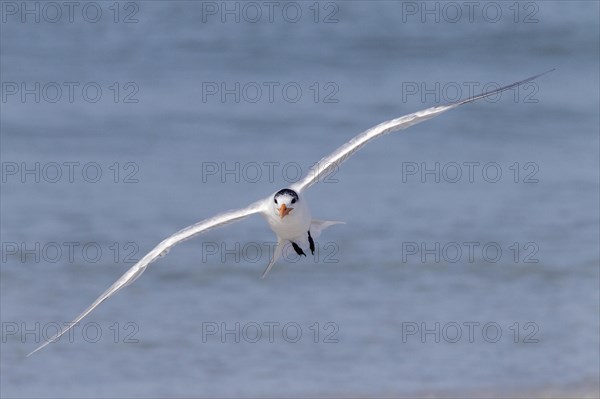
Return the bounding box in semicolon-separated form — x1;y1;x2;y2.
291;70;554;193
27;199;266;356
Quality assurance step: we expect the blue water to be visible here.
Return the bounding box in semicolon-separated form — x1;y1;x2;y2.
1;1;599;397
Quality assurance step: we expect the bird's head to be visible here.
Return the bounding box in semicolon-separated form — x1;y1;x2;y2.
273;188;299;219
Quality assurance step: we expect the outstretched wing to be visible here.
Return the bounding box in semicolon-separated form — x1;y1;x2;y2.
27;198;267;357
290;70;554;193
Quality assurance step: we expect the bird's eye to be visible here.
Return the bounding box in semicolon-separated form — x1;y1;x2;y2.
291;198;296;204
274;198;278;204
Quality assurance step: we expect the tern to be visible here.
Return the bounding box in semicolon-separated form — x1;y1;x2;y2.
27;70;553;356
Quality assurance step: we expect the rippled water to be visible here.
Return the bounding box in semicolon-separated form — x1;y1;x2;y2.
1;2;599;397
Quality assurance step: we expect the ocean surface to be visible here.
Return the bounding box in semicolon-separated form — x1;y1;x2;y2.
1;1;599;397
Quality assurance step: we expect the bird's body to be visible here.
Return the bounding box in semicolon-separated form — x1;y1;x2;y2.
27;70;554;356
257;187;343;277
265;188;312;241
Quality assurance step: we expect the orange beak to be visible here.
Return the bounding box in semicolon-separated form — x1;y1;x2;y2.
279;204;293;219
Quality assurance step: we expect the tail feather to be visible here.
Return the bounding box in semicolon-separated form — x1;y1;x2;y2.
261;237;284;279
260;221;344;279
310;219;345;239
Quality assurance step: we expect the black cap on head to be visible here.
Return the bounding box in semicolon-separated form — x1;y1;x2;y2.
274;188;298;203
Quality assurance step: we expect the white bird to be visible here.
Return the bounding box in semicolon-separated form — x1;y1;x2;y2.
27;70;553;356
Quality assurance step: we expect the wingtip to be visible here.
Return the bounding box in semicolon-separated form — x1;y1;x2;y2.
26;343;46;358
532;68;556;80
260;267;273;279
260;267;269;279
454;68;556;107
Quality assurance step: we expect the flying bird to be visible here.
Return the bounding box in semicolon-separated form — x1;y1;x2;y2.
27;70;553;356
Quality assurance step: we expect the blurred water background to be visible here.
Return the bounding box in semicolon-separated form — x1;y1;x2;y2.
1;1;599;397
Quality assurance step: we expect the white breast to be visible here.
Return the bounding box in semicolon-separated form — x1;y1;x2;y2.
264;201;312;240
